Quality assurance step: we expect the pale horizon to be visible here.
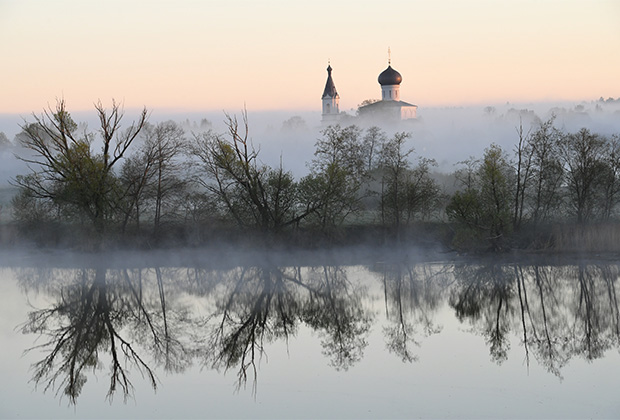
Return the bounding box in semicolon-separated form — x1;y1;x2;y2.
1;0;619;114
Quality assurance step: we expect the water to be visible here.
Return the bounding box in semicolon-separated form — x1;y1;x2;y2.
1;249;619;419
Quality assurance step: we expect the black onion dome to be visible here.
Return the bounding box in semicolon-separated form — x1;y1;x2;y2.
378;65;402;85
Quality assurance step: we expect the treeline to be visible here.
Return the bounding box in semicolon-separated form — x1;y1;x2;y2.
5;100;620;252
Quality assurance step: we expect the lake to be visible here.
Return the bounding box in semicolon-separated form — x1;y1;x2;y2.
1;248;619;419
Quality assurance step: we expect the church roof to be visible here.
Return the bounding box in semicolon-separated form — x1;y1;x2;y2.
378;65;402;86
359;100;417;111
322;65;339;99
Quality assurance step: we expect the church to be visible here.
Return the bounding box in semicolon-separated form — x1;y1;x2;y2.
321;56;417;124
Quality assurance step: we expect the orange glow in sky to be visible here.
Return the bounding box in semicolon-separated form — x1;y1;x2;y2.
1;0;619;114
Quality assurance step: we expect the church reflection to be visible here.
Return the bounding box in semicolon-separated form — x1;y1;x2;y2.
16;259;620;403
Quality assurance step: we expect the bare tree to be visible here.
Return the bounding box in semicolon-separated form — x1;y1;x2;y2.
526;118;564;224
190;111;309;233
14;99;148;238
512;120;534;229
142;121;187;235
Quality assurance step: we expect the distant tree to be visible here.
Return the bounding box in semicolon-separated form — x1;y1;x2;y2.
200;118;212;129
14;99;148;240
281;115;307;132
483;106;496;116
0;131;11;150
356;99;380;114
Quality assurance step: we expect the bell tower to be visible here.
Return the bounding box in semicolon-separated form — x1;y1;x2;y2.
321;63;340;123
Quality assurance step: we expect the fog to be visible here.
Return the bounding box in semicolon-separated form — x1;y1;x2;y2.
2;99;620;184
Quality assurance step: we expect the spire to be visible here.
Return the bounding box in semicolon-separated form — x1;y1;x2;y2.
322;62;339;99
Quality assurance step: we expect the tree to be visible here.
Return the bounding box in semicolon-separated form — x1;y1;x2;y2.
598;135;620;220
281;116;307;132
557;128;608;223
525;118;564;225
479;144;514;248
190;111;307;233
447;144;514;251
403;157;442;223
142;121;187;235
361;126;386;173
301;124;368;230
379;132;413;231
14;99;148;240
0;131;11;150
356;99;380;115
512;120;534;229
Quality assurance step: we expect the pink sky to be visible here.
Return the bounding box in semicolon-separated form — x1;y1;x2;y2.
1;0;619;114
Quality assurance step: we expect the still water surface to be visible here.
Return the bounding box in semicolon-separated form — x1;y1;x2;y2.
1;249;619;419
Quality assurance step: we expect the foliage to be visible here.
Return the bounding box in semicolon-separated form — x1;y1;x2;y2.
14;99;148;241
378;132;441;233
302;125;369;230
447;144;514;251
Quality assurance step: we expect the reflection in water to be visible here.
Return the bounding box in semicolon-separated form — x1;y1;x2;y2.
450;264;515;364
449;262;620;378
18;265;193;403
377;263;446;362
18;262;371;401
200;265;371;391
15;259;620;403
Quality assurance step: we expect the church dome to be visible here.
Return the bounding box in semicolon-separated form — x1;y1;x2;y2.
378;65;402;86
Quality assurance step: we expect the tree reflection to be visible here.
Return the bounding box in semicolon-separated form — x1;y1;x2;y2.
19;265;193;403
378;263;444;362
203;266;301;391
450;261;620;375
450;263;514;364
300;266;371;370
514;264;571;377
201;264;371;391
16;257;620;403
570;263;620;360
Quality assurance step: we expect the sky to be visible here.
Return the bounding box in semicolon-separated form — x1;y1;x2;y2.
1;0;620;115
